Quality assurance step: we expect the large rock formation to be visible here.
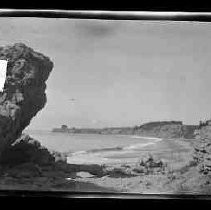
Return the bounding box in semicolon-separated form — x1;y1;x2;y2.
0;43;53;158
134;121;184;138
60;121;198;139
193;120;211;174
134;121;197;139
0;134;56;167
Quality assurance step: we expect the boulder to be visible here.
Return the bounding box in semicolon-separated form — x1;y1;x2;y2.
76;172;95;178
0;43;53;157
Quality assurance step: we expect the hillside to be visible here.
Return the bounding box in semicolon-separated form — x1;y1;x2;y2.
193;120;211;174
134;121;198;139
53;121;198;139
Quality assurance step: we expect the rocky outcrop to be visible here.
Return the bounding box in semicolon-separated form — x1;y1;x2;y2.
0;134;106;178
56;121;198;139
133;154;167;174
193;121;211;174
0;134;56;167
0;43;53;157
182;125;198;139
0;134;73;178
133;121;197;139
134;121;183;138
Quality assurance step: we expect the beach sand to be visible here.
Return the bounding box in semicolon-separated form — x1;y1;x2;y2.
68;137;193;167
0;137;203;194
69;138;197;194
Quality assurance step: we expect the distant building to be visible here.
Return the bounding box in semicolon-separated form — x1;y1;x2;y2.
61;125;68;130
52;124;69;132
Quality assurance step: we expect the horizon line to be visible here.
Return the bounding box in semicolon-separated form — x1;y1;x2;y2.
26;120;200;131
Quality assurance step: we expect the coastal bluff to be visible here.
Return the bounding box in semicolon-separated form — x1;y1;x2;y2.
53;121;198;139
194;120;211;174
134;121;197;139
0;43;53;158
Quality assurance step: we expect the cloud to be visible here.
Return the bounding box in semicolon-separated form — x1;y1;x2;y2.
74;20;120;39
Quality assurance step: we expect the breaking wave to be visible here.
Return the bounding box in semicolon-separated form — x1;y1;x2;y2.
70;136;162;156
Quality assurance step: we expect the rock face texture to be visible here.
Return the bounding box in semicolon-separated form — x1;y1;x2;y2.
0;43;53;157
134;121;184;138
134;121;197;139
193;120;211;174
0;134;56;167
60;121;198;139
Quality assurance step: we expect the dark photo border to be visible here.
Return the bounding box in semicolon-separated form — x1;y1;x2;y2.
0;7;211;208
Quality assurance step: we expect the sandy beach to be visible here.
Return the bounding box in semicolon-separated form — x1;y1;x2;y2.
67;138;197;194
0;137;198;194
66;136;163;165
1;135;211;194
67;137;193;167
1;21;211;197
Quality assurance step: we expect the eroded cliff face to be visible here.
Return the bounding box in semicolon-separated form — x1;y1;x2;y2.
134;121;184;138
193;121;211;174
0;43;53;157
133;121;197;139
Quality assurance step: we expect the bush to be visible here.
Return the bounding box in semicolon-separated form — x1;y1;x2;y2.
133;154;167;175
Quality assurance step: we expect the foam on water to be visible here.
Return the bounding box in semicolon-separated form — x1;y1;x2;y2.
67;136;162;164
123;137;162;151
25;130;163;164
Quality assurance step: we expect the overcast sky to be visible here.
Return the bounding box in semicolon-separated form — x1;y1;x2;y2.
0;17;211;130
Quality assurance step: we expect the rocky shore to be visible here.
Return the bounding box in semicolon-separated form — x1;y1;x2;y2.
193;120;211;174
0;127;210;194
0;43;211;194
0;134;184;192
0;43;53;157
0;132;202;193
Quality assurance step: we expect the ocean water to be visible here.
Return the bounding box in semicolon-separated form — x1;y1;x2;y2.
25;130;162;164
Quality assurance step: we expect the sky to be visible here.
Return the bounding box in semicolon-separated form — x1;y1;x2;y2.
0;17;211;130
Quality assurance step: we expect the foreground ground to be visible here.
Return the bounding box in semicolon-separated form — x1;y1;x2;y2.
70;138;202;194
0;138;211;194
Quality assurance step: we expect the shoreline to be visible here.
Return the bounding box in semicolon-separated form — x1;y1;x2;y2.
67;137;193;167
25;130;164;164
0;135;198;193
70;138;197;194
66;135;163;165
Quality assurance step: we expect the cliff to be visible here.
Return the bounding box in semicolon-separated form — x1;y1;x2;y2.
134;121;198;139
193;120;211;174
0;43;53;157
182;125;198;139
133;121;183;138
58;121;197;139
